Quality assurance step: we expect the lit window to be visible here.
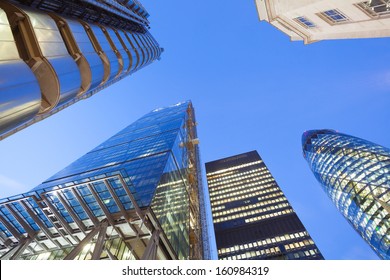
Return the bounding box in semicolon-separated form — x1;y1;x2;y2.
294;16;316;28
319;9;349;24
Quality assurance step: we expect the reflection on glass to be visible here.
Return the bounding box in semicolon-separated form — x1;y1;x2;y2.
303;129;390;259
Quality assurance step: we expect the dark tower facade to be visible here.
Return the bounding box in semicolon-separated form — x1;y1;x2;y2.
302;129;390;260
206;151;323;260
0;0;162;139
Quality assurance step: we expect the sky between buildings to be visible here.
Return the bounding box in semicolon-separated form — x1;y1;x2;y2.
0;1;389;260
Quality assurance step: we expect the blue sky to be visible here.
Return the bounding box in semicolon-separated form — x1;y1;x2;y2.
0;1;389;260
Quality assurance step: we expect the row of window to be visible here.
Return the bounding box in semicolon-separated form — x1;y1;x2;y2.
210;186;280;207
244;209;294;224
209;178;276;199
209;174;272;194
212;196;287;218
213;203;291;224
220;245;319;260
284;239;315;251
221;246;282;260
294;9;349;29
206;161;263;176
218;230;310;255
296;2;390;30
207;167;268;185
211;190;284;213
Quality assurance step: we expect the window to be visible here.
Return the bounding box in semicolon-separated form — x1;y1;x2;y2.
357;1;390;17
294;16;316;28
319;9;349;24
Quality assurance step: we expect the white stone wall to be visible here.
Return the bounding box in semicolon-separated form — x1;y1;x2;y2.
256;0;390;43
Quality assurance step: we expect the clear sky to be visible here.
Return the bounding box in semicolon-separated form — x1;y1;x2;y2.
0;1;389;260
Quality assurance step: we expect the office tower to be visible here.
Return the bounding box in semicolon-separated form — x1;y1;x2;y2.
206;151;323;260
0;0;162;139
302;129;390;260
0;101;210;260
255;0;390;44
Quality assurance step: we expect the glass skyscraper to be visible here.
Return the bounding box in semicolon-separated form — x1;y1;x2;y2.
0;0;162;139
302;129;390;260
0;101;210;260
206;151;323;260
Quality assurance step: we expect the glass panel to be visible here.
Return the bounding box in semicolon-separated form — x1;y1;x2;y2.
151;153;190;260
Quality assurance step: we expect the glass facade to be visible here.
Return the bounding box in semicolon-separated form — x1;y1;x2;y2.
0;101;207;260
302;129;390;260
206;151;323;260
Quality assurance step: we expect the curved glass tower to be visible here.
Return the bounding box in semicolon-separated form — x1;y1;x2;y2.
302;129;390;259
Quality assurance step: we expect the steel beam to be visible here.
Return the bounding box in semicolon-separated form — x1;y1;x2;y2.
0;231;9;246
71;188;99;226
41;196;78;244
147;211;178;260
91;220;108;260
104;180;140;235
19;200;62;248
57;192;87;233
104;244;118;260
118;176;144;221
124;233;149;241
87;183;116;226
115;226;139;260
0;237;32;260
32;196;73;247
4;204;37;241
3;204;44;253
104;180;130;220
141;229;159;260
63;221;105;260
0;213;22;241
87;184;139;259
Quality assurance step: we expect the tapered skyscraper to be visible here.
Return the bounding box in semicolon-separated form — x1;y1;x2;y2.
0;0;162;139
0;101;210;260
302;129;390;260
206;151;323;260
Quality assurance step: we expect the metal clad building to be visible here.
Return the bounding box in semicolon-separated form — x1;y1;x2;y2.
0;0;163;139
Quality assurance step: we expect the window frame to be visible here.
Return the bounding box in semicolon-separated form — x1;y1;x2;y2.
317;9;350;25
294;16;317;28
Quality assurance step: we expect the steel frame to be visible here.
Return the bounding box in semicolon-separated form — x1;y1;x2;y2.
0;174;173;260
